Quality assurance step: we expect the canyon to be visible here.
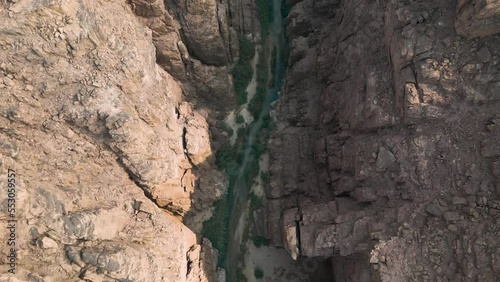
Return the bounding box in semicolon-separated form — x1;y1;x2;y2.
265;0;500;281
0;0;499;282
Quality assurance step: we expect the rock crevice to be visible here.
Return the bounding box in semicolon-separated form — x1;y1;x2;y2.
0;0;227;280
266;0;500;280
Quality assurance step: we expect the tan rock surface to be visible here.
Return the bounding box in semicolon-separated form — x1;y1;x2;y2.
131;0;237;117
0;0;223;280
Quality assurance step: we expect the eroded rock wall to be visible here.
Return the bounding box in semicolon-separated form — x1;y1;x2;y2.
267;0;500;280
0;0;224;280
129;0;234;117
229;0;262;38
130;0;261;119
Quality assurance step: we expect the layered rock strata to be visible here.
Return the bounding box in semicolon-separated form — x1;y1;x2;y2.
266;0;500;280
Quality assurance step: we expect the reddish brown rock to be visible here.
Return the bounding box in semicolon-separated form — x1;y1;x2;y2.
266;0;500;281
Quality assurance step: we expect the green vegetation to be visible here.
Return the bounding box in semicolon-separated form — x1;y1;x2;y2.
239;35;256;62
252;136;267;158
260;171;270;184
217;121;234;137
236;268;248;282
237;127;246;140
205;110;251;268
281;0;292;18
249;115;275;165
249;191;263;211
236;114;245;124
248;46;269;119
201;198;229;265
246;158;261;184
215;144;238;172
233;36;256;106
217;120;231;133
256;0;273;38
252;235;271;247
254;267;264;279
270;46;278;87
207;0;277;270
233;64;251;106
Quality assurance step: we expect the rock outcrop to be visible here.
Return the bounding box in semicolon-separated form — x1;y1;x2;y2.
229;0;262;39
131;0;241;117
0;0;224;280
131;0;188;81
266;0;500;280
456;0;500;38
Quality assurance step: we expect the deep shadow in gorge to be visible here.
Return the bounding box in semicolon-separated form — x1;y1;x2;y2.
140;0;500;281
264;0;500;281
3;0;499;281
224;0;287;280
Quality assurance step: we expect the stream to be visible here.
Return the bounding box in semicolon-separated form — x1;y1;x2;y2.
225;0;285;280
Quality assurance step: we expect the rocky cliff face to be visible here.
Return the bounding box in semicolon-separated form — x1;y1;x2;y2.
267;0;500;280
229;0;262;39
129;0;235;122
130;0;260;119
3;0;499;280
0;0;228;280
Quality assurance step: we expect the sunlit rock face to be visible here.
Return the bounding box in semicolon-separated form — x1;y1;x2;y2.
455;0;500;38
265;0;500;280
0;0;223;280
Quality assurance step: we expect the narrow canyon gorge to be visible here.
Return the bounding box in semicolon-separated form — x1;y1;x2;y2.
0;0;500;281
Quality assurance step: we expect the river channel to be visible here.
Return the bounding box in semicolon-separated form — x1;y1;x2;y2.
225;0;286;280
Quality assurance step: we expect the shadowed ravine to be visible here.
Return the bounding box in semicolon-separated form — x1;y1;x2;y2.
225;0;285;280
